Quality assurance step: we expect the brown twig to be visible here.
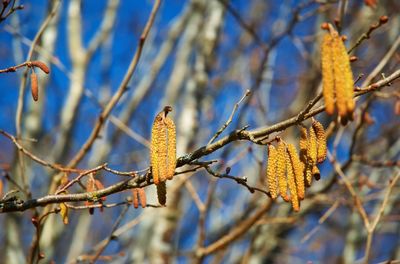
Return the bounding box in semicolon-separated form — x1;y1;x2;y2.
348;15;389;54
208;89;251;145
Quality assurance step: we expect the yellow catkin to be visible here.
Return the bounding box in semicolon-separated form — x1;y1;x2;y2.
307;127;318;165
266;145;278;199
164;117;176;180
321;33;336;115
312;120;327;163
332;33;355;120
151;106;176;184
59;203;69;225
156;181;167;205
299;127;308;157
276;140;289;202
287;144;305;200
31;71;38;101
305;164;313;188
304;127;318;187
285;147;300;211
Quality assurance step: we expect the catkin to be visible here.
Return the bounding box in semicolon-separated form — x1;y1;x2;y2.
321;33;335;115
132;188;139;208
307;127;318;166
31;71;38;101
156;181;167;205
31;61;50;74
138;188;147;208
332;34;355;119
312;165;321;181
312;120;327;163
276;140;289;202
299;126;308;157
287;143;305;200
59;203;69;225
266;145;278;199
151;107;176;184
286;147;299;211
164;117;176;180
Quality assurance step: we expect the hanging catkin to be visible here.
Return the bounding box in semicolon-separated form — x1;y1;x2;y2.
321;24;355;122
321;33;335;115
276;140;289;202
285;146;299;211
266;145;278;199
306;127;318;186
156;181;167;206
312;120;327;163
31;71;38;101
151;106;176;184
287;143;305;200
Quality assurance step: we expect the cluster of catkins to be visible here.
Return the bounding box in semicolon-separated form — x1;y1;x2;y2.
266;119;327;211
321;23;355;125
150;106;177;205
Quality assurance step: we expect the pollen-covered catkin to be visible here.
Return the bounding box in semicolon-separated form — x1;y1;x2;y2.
307;127;318;165
312;120;327;163
276;140;289;202
332;34;355;119
31;71;38;101
164;117;176;180
156;181;167;205
321;33;335;115
151;107;176;184
287;143;305;200
266;145;278;199
299;126;308;157
151;114;167;184
286;147;299;211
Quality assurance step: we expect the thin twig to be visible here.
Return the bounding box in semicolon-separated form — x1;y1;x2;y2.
208;89;251;145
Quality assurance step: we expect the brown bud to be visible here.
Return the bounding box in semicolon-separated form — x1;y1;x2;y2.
379;15;389;24
349;56;358;62
321;22;329;30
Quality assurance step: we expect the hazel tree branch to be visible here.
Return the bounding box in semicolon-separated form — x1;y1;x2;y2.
0;68;399;213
